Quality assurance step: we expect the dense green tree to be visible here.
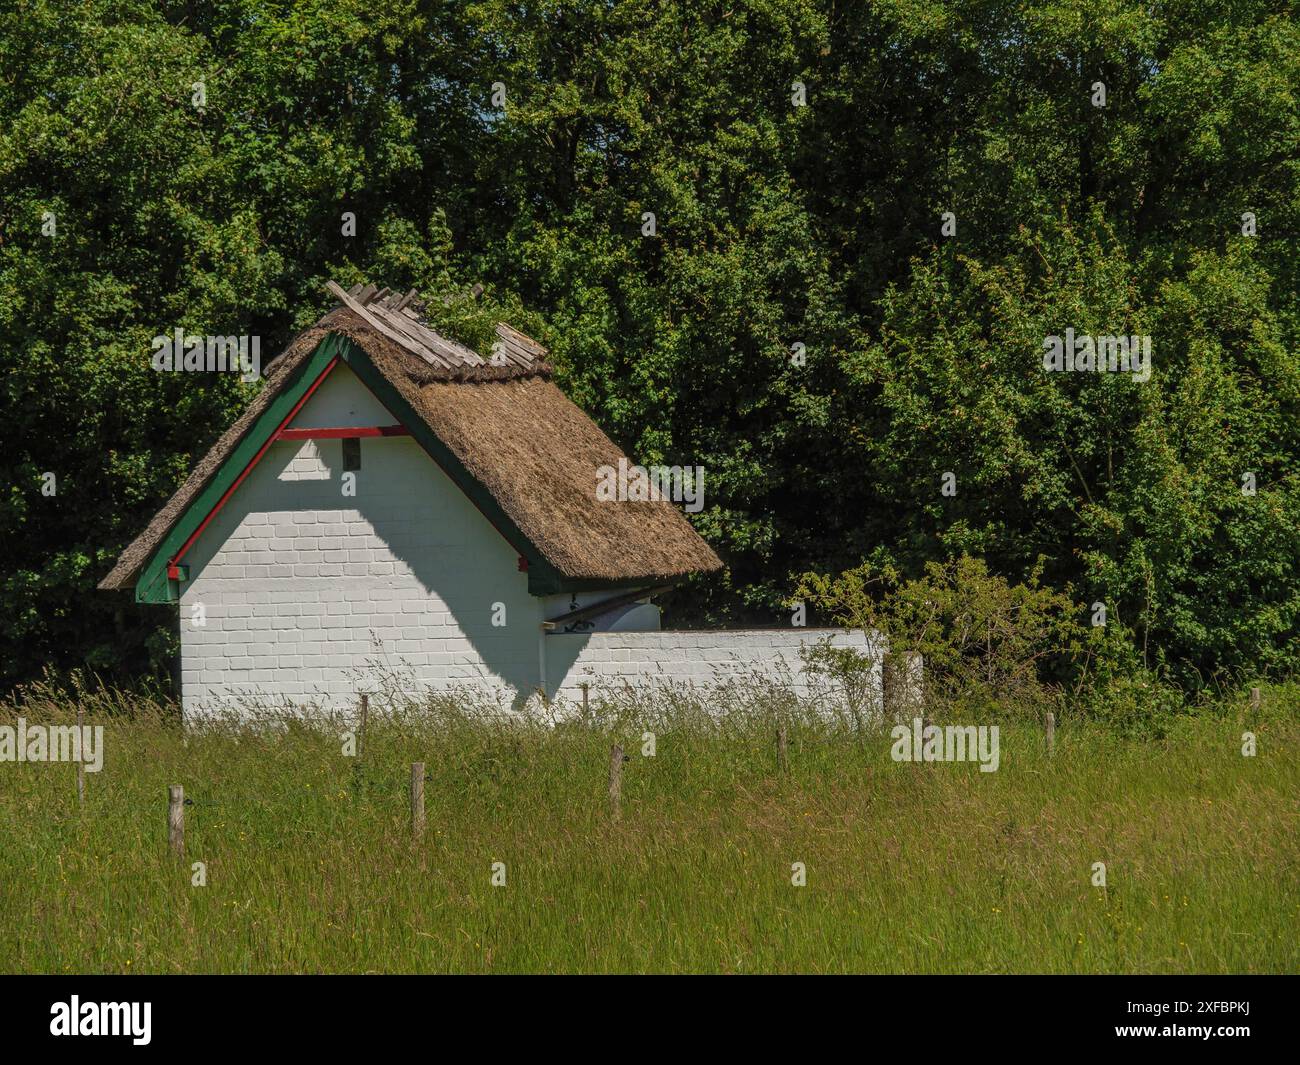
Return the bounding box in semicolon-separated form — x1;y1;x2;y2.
1;0;1296;693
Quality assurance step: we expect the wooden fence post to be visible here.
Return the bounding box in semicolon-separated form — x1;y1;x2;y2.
1250;687;1261;717
168;785;184;857
1045;711;1056;758
608;743;624;820
580;683;590;720
411;762;425;841
777;724;789;775
76;705;86;810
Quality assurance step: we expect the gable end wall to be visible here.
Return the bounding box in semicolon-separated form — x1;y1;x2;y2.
178;364;541;715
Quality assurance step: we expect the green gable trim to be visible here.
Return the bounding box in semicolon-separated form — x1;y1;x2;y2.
332;337;572;596
133;335;345;603
133;332;586;603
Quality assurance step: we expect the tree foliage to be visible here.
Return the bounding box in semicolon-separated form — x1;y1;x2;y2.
1;1;1296;692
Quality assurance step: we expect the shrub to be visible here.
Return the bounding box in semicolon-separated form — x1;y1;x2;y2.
795;555;1093;715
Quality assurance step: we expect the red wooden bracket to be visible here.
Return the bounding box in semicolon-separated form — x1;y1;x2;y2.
276;425;410;440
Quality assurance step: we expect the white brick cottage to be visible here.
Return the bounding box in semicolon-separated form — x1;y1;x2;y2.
101;283;873;716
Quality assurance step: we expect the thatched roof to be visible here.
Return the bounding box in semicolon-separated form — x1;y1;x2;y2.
99;285;722;594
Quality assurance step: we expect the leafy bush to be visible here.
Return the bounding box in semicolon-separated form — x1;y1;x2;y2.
796;555;1094;714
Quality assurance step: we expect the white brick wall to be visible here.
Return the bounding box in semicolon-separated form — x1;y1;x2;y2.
545;629;881;703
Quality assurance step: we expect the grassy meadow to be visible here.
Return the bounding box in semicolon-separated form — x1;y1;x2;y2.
1;683;1297;974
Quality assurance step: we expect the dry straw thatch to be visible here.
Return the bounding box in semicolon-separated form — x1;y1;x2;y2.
101;296;722;592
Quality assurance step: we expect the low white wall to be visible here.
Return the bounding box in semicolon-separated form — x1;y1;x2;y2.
545;628;880;703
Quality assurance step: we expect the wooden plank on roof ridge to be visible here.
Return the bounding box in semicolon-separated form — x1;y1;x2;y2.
346;282;364;298
378;307;481;367
389;316;445;358
490;329;539;369
329;282;488;369
356;283;379;305
504;334;536;358
495;321;528;342
407;319;484;367
367;304;444;365
385;310;479;370
367;303;451;364
444;332;488;366
496;320;548;356
325;281;443;364
394;288;418;312
370;302;438;343
490;338;531;369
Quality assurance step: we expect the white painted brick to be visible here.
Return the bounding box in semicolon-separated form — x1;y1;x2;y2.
543;628;880;704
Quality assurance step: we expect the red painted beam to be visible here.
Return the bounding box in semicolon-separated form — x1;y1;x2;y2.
166;357;340;579
276;425;410;440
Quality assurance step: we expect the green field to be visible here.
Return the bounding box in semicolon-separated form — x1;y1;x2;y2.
2;687;1296;974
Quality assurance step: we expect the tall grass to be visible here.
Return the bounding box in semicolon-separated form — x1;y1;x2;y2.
1;678;1296;973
